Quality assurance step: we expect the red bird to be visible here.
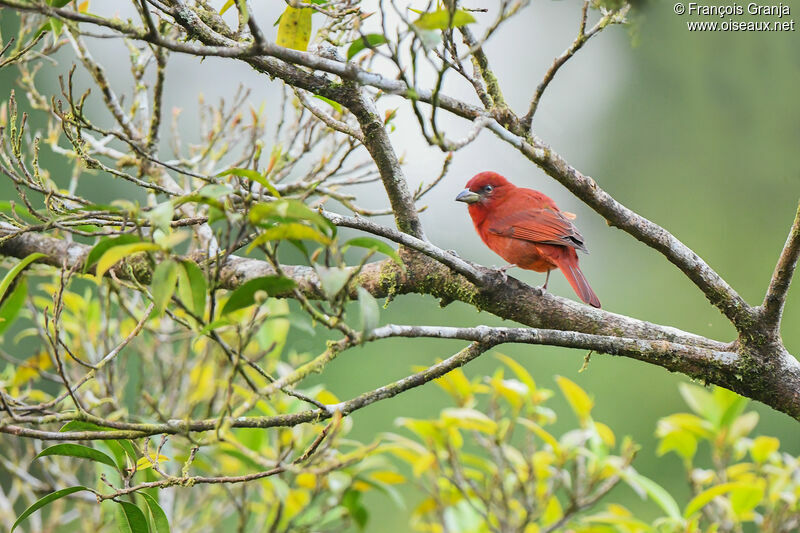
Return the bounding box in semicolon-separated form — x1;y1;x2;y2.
455;171;601;308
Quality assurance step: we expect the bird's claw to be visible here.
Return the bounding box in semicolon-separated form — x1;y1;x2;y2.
447;249;461;258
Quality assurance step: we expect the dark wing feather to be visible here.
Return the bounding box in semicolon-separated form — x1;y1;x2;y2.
487;208;588;253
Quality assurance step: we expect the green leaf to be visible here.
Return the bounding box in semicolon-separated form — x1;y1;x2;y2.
684;482;755;518
357;286;379;335
198;317;232;335
12;487;89;531
221;276;297;315
248;200;333;235
656;431;697;462
679;383;717;422
0;201;38;222
312;94;343;113
151;260;179;316
276;6;313;51
147;202;174;234
342;237;402;265
59;420;109;432
716;388;748;428
35;443;117;470
555;375;593;423
0;277;28;336
314;265;350;300
347;33;389;60
141;492;170;533
218;167;281;197
115;501;150;533
413;8;476;30
177;260;207;317
49;17;63;38
247;223;331;252
342;489;369;530
94;242;160;281
0;252;43;304
730;483;764;517
84;235;143;273
624;471;681;520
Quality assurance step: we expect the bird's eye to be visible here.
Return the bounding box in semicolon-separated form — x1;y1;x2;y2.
483;185;493;193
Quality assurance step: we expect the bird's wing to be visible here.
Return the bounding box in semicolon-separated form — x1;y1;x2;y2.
487;208;588;253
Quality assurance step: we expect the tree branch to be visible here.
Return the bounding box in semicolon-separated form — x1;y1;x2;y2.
342;88;425;238
0;222;722;351
486;121;756;330
521;4;626;129
762;200;800;332
1;342;493;441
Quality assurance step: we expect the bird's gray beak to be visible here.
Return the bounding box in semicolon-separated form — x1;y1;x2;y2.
455;189;481;204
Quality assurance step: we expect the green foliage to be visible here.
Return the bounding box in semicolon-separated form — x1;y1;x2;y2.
651;383;800;531
220;275;297;315
377;372;799;533
412;9;476;30
35;443;118;470
11;487;90;532
343;237;402;266
347;34;389;60
115;501;149;533
384;360;640;532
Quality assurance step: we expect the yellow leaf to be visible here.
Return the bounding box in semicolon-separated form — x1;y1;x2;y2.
316;390;339;405
95;242;160;282
518;418;562;457
188;363;216;404
219;0;235;15
370;471;406;485
136;454;170;471
276;7;313;51
433;367;474;404
750;436;780;463
414;497;438;516
295;472;316;489
78;0;89;12
555;375;593;423
495;352;536;393
351;480;372;492
595;421;616;447
441;408;497;434
542;496;563;526
284;489;311;519
412;453;435;477
11;351;52;386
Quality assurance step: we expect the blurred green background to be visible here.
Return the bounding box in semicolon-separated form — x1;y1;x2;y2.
1;1;799;530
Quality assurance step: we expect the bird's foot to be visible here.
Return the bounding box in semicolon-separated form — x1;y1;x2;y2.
446;249;461;258
537;271;551;293
493;263;517;283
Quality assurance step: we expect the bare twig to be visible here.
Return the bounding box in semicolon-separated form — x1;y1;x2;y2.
762;200;800;331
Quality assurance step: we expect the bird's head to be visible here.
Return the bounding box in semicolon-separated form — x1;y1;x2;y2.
455;171;513;209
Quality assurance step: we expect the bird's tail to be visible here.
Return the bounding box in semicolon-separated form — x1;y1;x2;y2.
556;249;601;308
